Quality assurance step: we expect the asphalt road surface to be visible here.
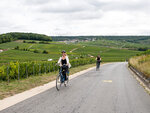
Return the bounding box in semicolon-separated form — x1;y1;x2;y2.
1;62;150;113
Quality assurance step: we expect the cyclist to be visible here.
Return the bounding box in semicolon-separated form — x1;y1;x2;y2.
57;50;71;84
96;55;101;70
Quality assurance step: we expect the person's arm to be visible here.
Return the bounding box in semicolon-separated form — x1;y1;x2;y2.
66;56;69;65
57;57;62;66
66;56;71;68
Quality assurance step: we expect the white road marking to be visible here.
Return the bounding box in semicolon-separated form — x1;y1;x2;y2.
102;80;112;83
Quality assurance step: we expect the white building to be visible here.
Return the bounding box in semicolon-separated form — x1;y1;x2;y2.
0;50;3;53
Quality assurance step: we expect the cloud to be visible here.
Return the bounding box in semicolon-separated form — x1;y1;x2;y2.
38;0;96;13
24;0;51;5
0;0;150;35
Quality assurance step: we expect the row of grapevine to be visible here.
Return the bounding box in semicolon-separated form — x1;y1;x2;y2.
0;58;95;82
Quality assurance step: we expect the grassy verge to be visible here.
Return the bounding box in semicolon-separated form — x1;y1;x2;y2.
129;55;150;78
0;63;97;100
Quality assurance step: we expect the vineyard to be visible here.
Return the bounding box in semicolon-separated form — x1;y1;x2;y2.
0;38;143;82
79;39;150;50
0;58;95;82
0;36;148;100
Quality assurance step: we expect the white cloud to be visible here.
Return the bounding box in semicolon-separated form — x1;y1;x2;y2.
0;0;150;35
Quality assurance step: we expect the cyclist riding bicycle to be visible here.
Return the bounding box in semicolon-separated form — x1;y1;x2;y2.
96;55;101;70
57;50;71;84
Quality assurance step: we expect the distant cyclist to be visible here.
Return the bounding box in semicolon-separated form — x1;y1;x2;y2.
57;50;71;84
96;55;101;71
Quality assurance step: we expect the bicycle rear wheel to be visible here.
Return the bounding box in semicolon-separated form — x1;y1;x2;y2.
56;74;61;91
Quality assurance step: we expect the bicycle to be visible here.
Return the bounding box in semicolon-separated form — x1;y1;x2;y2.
56;64;69;91
96;60;101;71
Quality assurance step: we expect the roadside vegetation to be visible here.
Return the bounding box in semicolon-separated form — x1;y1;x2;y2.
129;50;150;78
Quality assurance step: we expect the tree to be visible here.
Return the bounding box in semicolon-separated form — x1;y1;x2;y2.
0;32;52;44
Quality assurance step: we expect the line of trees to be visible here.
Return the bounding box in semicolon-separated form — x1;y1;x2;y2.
0;32;52;44
0;34;15;44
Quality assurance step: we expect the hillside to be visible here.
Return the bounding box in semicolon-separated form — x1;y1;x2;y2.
0;32;52;44
0;40;141;64
129;50;150;78
0;33;147;65
52;36;150;48
52;35;150;41
79;39;150;51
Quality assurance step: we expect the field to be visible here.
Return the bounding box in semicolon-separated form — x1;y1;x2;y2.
79;39;150;49
0;38;146;99
0;40;141;64
0;39;143;82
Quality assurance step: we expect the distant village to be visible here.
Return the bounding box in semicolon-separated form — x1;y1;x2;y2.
59;38;96;44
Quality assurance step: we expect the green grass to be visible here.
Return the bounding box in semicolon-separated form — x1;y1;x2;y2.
0;41;23;49
73;45;141;61
0;41;142;64
79;39;150;49
0;41;82;63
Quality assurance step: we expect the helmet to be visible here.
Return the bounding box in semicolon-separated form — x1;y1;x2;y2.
61;50;66;53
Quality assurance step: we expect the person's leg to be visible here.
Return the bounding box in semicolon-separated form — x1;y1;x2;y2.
63;73;66;81
60;68;64;82
64;67;68;81
61;67;66;81
63;67;67;85
66;66;69;80
96;62;99;70
62;67;67;82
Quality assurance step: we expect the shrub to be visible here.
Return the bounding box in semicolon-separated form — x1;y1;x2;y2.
34;49;39;53
43;50;49;54
14;46;19;50
138;47;148;51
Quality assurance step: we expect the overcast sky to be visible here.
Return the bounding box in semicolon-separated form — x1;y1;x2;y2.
0;0;150;36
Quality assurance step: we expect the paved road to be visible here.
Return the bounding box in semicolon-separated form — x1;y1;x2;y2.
1;62;150;113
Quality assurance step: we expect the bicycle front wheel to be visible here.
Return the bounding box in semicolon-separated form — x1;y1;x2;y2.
66;74;69;84
56;74;61;91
